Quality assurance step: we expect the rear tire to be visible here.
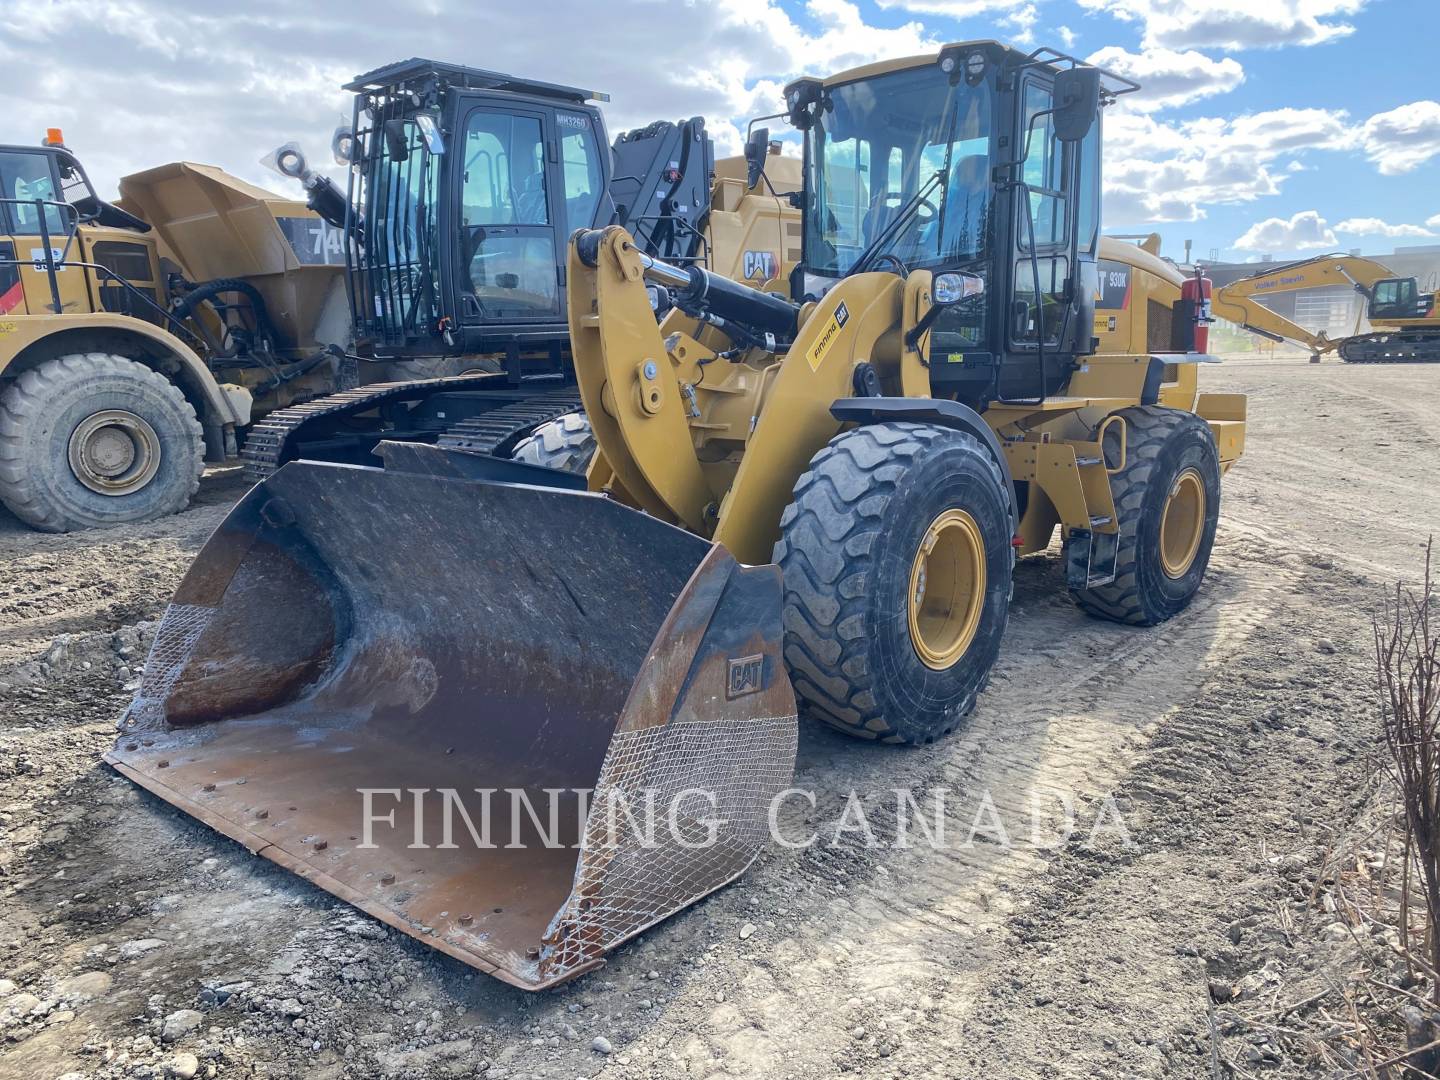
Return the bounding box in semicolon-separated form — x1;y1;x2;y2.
774;422;1012;745
1070;405;1220;626
0;353;203;532
510;412;596;475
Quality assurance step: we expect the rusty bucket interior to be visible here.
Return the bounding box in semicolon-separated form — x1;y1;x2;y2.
105;452;797;989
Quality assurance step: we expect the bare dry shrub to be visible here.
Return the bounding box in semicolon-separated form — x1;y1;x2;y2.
1377;547;1440;1004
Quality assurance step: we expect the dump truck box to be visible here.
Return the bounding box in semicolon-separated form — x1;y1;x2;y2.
106;448;797;989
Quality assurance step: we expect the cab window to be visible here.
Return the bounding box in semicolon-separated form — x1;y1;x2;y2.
0;152;67;236
461;112;549;226
557;111;603;236
821;137;871;256
1019;82;1066;250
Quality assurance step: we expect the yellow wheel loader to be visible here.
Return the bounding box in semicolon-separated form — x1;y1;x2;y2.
108;42;1247;988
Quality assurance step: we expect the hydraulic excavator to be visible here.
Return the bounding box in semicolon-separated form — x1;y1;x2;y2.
1210;253;1440;363
108;42;1247;990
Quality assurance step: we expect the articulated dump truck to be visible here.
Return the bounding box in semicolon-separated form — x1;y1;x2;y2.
0;140;346;530
108;41;1248;989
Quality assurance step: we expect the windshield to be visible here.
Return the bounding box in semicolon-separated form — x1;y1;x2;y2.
805;65;992;276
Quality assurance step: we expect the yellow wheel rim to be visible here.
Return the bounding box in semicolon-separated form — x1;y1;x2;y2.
1159;468;1206;579
907;508;987;670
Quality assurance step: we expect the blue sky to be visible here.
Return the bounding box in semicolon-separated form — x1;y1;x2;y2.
2;0;1435;263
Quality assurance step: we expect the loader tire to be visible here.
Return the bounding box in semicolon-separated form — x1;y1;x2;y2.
1070;405;1220;626
775;422;1012;745
510;412;596;474
0;353;203;532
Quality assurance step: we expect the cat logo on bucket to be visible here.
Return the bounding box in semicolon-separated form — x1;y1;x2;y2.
727;654;764;698
742;250;777;281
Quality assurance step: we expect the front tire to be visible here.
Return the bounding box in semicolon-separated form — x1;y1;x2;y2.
0;353;203;532
774;422;1012;744
1071;405;1220;626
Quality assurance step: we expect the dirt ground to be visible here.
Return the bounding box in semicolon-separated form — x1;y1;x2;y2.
1;354;1437;1080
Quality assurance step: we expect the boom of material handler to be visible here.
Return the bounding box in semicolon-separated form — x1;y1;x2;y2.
111;41;1248;989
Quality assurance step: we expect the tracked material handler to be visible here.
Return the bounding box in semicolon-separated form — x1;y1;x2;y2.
241;59;803;479
108;42;1246;988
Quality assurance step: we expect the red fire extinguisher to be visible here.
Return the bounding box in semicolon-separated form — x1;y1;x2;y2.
1181;267;1214;353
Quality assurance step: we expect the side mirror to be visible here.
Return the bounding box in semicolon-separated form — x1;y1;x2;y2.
1053;67;1101;143
383;118;410;163
744;126;770;188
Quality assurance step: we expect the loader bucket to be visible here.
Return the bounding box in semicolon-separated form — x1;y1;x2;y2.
104;453;797;990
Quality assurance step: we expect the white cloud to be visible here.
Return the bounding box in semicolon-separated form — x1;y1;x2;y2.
1233;210;1338;253
1087;46;1244;112
1100;105;1351;225
875;0;1031;15
999;3;1040;46
1429;214;1440;229
0;0;938;197
1334;217;1436;239
1359;100;1440;175
1056;25;1078;49
1077;0;1366;51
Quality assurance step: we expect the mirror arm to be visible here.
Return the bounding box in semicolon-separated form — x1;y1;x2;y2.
904;302;947;351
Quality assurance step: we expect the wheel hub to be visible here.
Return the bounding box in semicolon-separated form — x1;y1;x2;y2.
908;508;986;670
67;410;162;497
1159;467;1206;579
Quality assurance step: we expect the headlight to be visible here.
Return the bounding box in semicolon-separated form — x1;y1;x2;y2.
261;142;310;181
332;126;355;166
934;272;985;304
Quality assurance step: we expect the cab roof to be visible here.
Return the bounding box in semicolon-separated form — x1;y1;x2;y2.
345;58;609;103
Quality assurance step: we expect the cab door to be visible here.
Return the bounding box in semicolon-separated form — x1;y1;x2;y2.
0;149;90;316
1001;75;1094;400
454;105;562;325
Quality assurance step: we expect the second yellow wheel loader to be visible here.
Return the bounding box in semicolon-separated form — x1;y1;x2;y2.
108;42;1246;989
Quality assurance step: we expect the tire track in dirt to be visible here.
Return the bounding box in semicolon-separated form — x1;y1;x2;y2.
608;532;1297;1078
0;471;246;668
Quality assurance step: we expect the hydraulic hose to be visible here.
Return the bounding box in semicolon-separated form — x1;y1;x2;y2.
172;278;276;360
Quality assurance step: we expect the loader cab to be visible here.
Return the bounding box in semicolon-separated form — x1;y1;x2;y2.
786;43;1134;409
344;60;616;359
